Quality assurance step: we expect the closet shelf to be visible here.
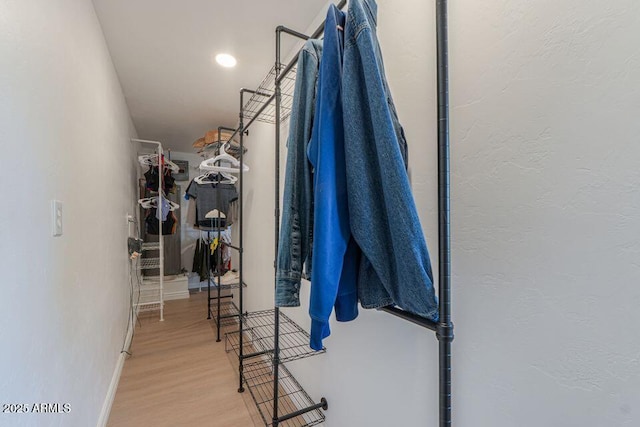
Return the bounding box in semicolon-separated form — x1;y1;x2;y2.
140;258;161;270
142;242;160;251
225;309;325;366
242;63;297;125
208;281;248;291
135;301;163;311
210;301;241;328
243;360;326;427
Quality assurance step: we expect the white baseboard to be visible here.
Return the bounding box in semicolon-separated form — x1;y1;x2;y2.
96;317;135;427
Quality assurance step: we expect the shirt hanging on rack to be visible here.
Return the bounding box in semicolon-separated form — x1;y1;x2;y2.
342;0;438;321
275;39;324;309
306;4;358;351
185;178;238;228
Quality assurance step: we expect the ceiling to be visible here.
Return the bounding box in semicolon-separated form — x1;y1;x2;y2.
93;0;330;152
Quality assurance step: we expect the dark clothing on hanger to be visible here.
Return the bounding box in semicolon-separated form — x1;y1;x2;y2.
145;208;177;235
185;178;238;224
145;166;176;194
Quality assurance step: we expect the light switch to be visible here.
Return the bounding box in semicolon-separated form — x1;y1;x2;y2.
52;200;63;237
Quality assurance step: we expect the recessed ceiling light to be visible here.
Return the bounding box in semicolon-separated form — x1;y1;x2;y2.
215;53;237;68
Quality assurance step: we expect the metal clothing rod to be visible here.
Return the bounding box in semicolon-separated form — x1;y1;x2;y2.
240;349;274;360
222;89;271;143
272;27;283;426
211;126;242;342
243;93;276;130
276;398;328;423
237;89;247;393
379;306;438;331
209;294;233;300
275;0;348;85
435;1;454;426
206;230;212;320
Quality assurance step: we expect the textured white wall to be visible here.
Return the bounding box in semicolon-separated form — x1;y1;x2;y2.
0;0;138;426
240;0;640;426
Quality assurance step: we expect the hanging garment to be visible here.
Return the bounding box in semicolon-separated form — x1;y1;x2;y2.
199;239;210;282
192;238;202;274
185;179;238;228
306;4;358;351
145;208;177;235
275;39;324;308
342;0;438;322
144;166;176;194
155;197;171;221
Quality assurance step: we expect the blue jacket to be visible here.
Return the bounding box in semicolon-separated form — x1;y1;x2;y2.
275;40;323;308
342;0;439;322
307;4;359;351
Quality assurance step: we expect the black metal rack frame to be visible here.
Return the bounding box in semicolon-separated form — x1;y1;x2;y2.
217;0;453;425
206;125;246;344
379;1;454;425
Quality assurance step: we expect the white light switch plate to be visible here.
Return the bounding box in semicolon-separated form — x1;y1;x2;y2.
52;200;63;237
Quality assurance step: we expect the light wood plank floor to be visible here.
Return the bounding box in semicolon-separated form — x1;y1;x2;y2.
107;291;256;427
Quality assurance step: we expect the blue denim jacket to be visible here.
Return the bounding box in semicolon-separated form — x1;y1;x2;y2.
306;4;359;351
275;40;323;307
343;0;439;322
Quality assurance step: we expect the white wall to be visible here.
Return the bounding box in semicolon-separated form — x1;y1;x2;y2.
240;1;640;426
0;0;138;426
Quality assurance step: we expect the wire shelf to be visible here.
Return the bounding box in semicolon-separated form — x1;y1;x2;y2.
243;361;325;427
243;63;297;125
210;301;241;328
140;258;161;270
137;284;162;292
225;309;325;366
142;242;160;251
136;301;163;312
209;280;248;291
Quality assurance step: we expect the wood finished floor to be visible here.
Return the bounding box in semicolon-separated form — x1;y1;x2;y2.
107;291;258;427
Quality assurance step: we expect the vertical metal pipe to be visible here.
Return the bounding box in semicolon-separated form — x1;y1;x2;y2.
435;1;453;426
272;26;282;427
216;131;223;342
207;230;212;319
238;90;246;393
158;145;164;322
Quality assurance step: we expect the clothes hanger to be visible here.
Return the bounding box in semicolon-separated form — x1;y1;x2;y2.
138;154;180;173
200;142;249;174
137;197;180;211
194;170;237;185
205;209;227;219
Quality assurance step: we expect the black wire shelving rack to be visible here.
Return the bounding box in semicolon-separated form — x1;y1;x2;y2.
210;300;240;329
243;361;327;427
213;0;454;425
225;309;325;367
205;126;247;343
241;65;297;125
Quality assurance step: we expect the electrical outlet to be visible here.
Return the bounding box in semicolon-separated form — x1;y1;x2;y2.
51;200;63;237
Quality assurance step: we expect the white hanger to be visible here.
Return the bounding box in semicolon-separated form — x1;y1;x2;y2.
138;197;180;211
200;143;249;174
194;171;237;185
138;154;181;173
205;209;226;219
